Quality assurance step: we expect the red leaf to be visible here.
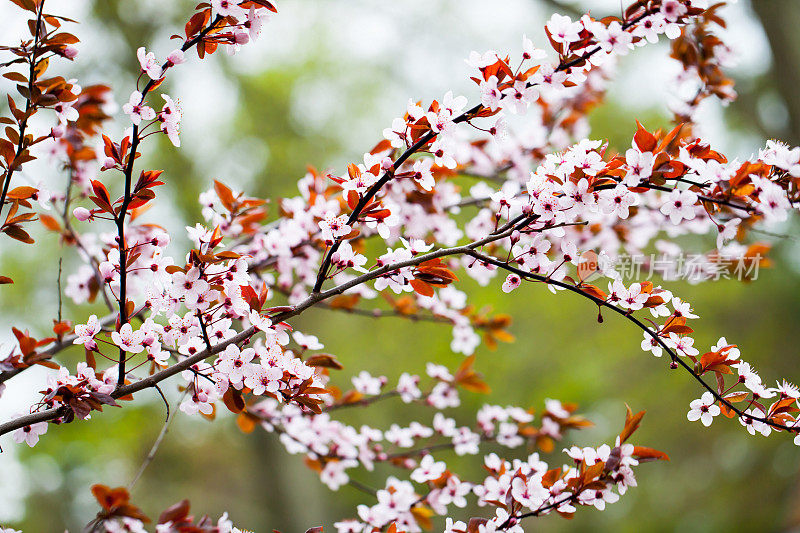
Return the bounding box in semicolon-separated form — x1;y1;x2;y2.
409;279;434;297
157;499;190;525
633;120;657;152
632;446;670;462
618;404;645;443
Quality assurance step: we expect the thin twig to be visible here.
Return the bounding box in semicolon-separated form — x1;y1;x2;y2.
128;386;186;491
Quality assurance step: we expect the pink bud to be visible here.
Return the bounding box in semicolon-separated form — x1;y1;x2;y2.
102;157;116;170
73;207;91;221
63;46;79;59
235;31;250;44
166;49;186;66
51;125;64;138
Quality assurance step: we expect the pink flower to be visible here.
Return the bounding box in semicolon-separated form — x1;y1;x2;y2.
73;314;101;350
136;47;163;79
249;310;272;332
411;158;435;191
244;6;267;41
12;421;48;447
502;273;521;293
217;345;255;385
444;518;468;533
292;331;323;350
668;332;699;356
352;371;385;395
111;323;145;353
619;282;649;311
159;94;182;147
165;49;186;68
624;148;655;186
397;373;421;403
410;455;446;483
480;76;502;111
661;0;688;22
244;363;282;395
546;14;582;45
212;0;245;18
659;189;698;224
641;332;663;357
53;101;79;124
601;184;639;219
502;80;538;114
318;213;352;244
382;117;408;148
594;21;634;55
122;91;156;126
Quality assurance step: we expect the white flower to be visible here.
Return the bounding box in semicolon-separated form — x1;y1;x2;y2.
73;314;101;350
122;91;156;126
410;455;446;483
641;332;662;357
136;47;162;79
659;189;698;224
12;420;48;447
687;391;720;426
352;371;384;395
111;323;145;353
249;310;272;332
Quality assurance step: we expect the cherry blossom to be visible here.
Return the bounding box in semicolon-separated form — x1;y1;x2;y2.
111;323;145;353
687;392;720;426
73;314;102;350
12;420;47;447
122;91;156;126
546;14;582;46
410;454;446;483
501;273;521;293
659;189;699;224
136;47;162;79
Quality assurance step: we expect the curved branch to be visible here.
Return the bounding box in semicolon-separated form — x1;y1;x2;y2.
466;250;798;434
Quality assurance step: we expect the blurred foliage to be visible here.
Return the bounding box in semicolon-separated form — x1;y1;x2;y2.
1;1;800;532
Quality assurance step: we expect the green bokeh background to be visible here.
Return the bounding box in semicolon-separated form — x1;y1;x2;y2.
1;1;799;531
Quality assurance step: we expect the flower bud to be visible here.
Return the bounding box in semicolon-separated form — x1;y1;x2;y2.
73;207;91;221
63;46;79;59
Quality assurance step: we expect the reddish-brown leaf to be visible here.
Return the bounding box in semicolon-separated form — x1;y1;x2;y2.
632;446;670;462
409;278;434;297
